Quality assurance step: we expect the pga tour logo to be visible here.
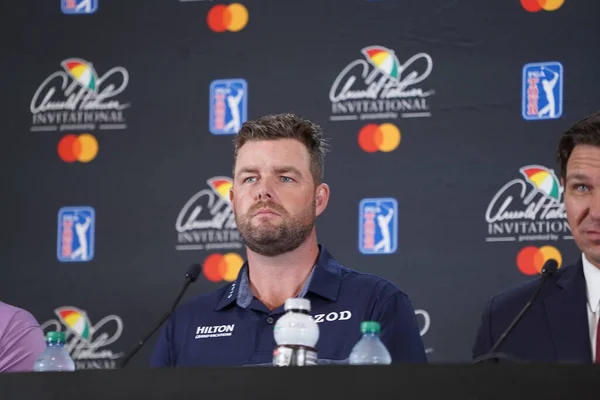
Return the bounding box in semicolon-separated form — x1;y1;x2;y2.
62;0;98;14
522;61;563;121
57;206;95;262
209;79;248;135
359;198;398;255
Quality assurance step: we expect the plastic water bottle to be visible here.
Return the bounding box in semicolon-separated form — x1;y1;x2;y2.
349;321;392;365
33;331;76;372
272;298;319;366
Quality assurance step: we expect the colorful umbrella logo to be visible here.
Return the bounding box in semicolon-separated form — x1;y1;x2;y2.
207;177;233;203
61;58;98;92
55;306;91;342
361;46;401;80
519;165;563;201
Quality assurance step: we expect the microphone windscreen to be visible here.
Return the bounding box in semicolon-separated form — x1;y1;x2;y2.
541;259;558;276
185;263;202;282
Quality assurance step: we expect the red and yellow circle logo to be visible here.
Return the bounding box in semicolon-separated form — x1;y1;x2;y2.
203;252;244;282
358;123;401;153
521;0;564;12
516;246;563;276
58;134;98;163
207;3;249;32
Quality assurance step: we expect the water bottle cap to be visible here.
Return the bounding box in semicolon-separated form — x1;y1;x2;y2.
284;298;311;312
46;331;66;342
360;321;381;334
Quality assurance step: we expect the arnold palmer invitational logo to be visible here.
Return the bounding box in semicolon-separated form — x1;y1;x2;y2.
30;58;130;132
40;306;124;370
485;165;572;243
175;176;243;251
329;45;435;122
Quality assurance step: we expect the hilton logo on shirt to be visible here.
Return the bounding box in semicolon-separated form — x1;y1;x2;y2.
195;324;235;339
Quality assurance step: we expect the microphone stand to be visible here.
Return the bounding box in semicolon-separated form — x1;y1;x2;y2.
472;260;557;365
119;275;196;368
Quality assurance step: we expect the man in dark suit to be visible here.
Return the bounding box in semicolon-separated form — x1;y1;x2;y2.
473;111;600;363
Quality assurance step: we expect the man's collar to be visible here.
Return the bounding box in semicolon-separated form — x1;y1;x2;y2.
307;245;343;302
582;253;600;313
214;245;343;311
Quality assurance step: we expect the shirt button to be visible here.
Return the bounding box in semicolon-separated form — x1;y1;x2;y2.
266;317;274;324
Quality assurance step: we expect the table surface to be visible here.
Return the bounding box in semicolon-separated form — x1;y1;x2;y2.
2;364;600;400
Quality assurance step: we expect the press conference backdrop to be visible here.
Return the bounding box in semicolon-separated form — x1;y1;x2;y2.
1;0;599;368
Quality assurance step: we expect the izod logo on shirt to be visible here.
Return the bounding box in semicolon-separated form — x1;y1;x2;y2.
313;310;352;323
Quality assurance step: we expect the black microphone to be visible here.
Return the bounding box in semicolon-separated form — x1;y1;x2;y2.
119;264;202;368
472;259;558;364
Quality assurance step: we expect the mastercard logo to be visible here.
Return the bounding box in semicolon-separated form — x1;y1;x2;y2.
207;3;249;33
358;123;401;153
516;246;563;276
203;252;244;282
521;0;564;12
58;134;98;163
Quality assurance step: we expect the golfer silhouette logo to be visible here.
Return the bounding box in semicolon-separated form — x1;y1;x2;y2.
522;61;563;121
209;79;248;135
359;198;398;255
57;206;95;262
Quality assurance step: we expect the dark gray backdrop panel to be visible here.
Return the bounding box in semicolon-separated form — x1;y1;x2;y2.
0;0;599;367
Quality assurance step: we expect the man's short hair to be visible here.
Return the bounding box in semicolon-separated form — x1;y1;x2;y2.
557;110;600;181
233;113;329;185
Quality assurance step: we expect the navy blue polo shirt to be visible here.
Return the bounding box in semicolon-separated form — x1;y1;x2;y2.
150;245;427;367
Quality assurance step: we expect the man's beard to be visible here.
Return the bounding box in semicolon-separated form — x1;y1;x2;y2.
235;199;316;257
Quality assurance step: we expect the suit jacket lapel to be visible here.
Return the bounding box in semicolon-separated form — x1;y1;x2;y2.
544;259;592;363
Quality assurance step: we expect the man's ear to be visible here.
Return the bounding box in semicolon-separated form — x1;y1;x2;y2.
315;183;330;217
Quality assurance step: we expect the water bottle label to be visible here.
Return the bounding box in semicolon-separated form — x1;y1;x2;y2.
273;345;318;367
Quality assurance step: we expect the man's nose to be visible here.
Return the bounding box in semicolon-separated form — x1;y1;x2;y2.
254;179;274;201
589;190;600;220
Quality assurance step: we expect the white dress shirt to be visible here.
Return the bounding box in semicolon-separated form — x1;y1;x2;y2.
581;253;600;362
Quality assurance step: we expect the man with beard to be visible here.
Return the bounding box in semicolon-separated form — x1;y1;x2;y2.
151;113;427;367
473;111;600;363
